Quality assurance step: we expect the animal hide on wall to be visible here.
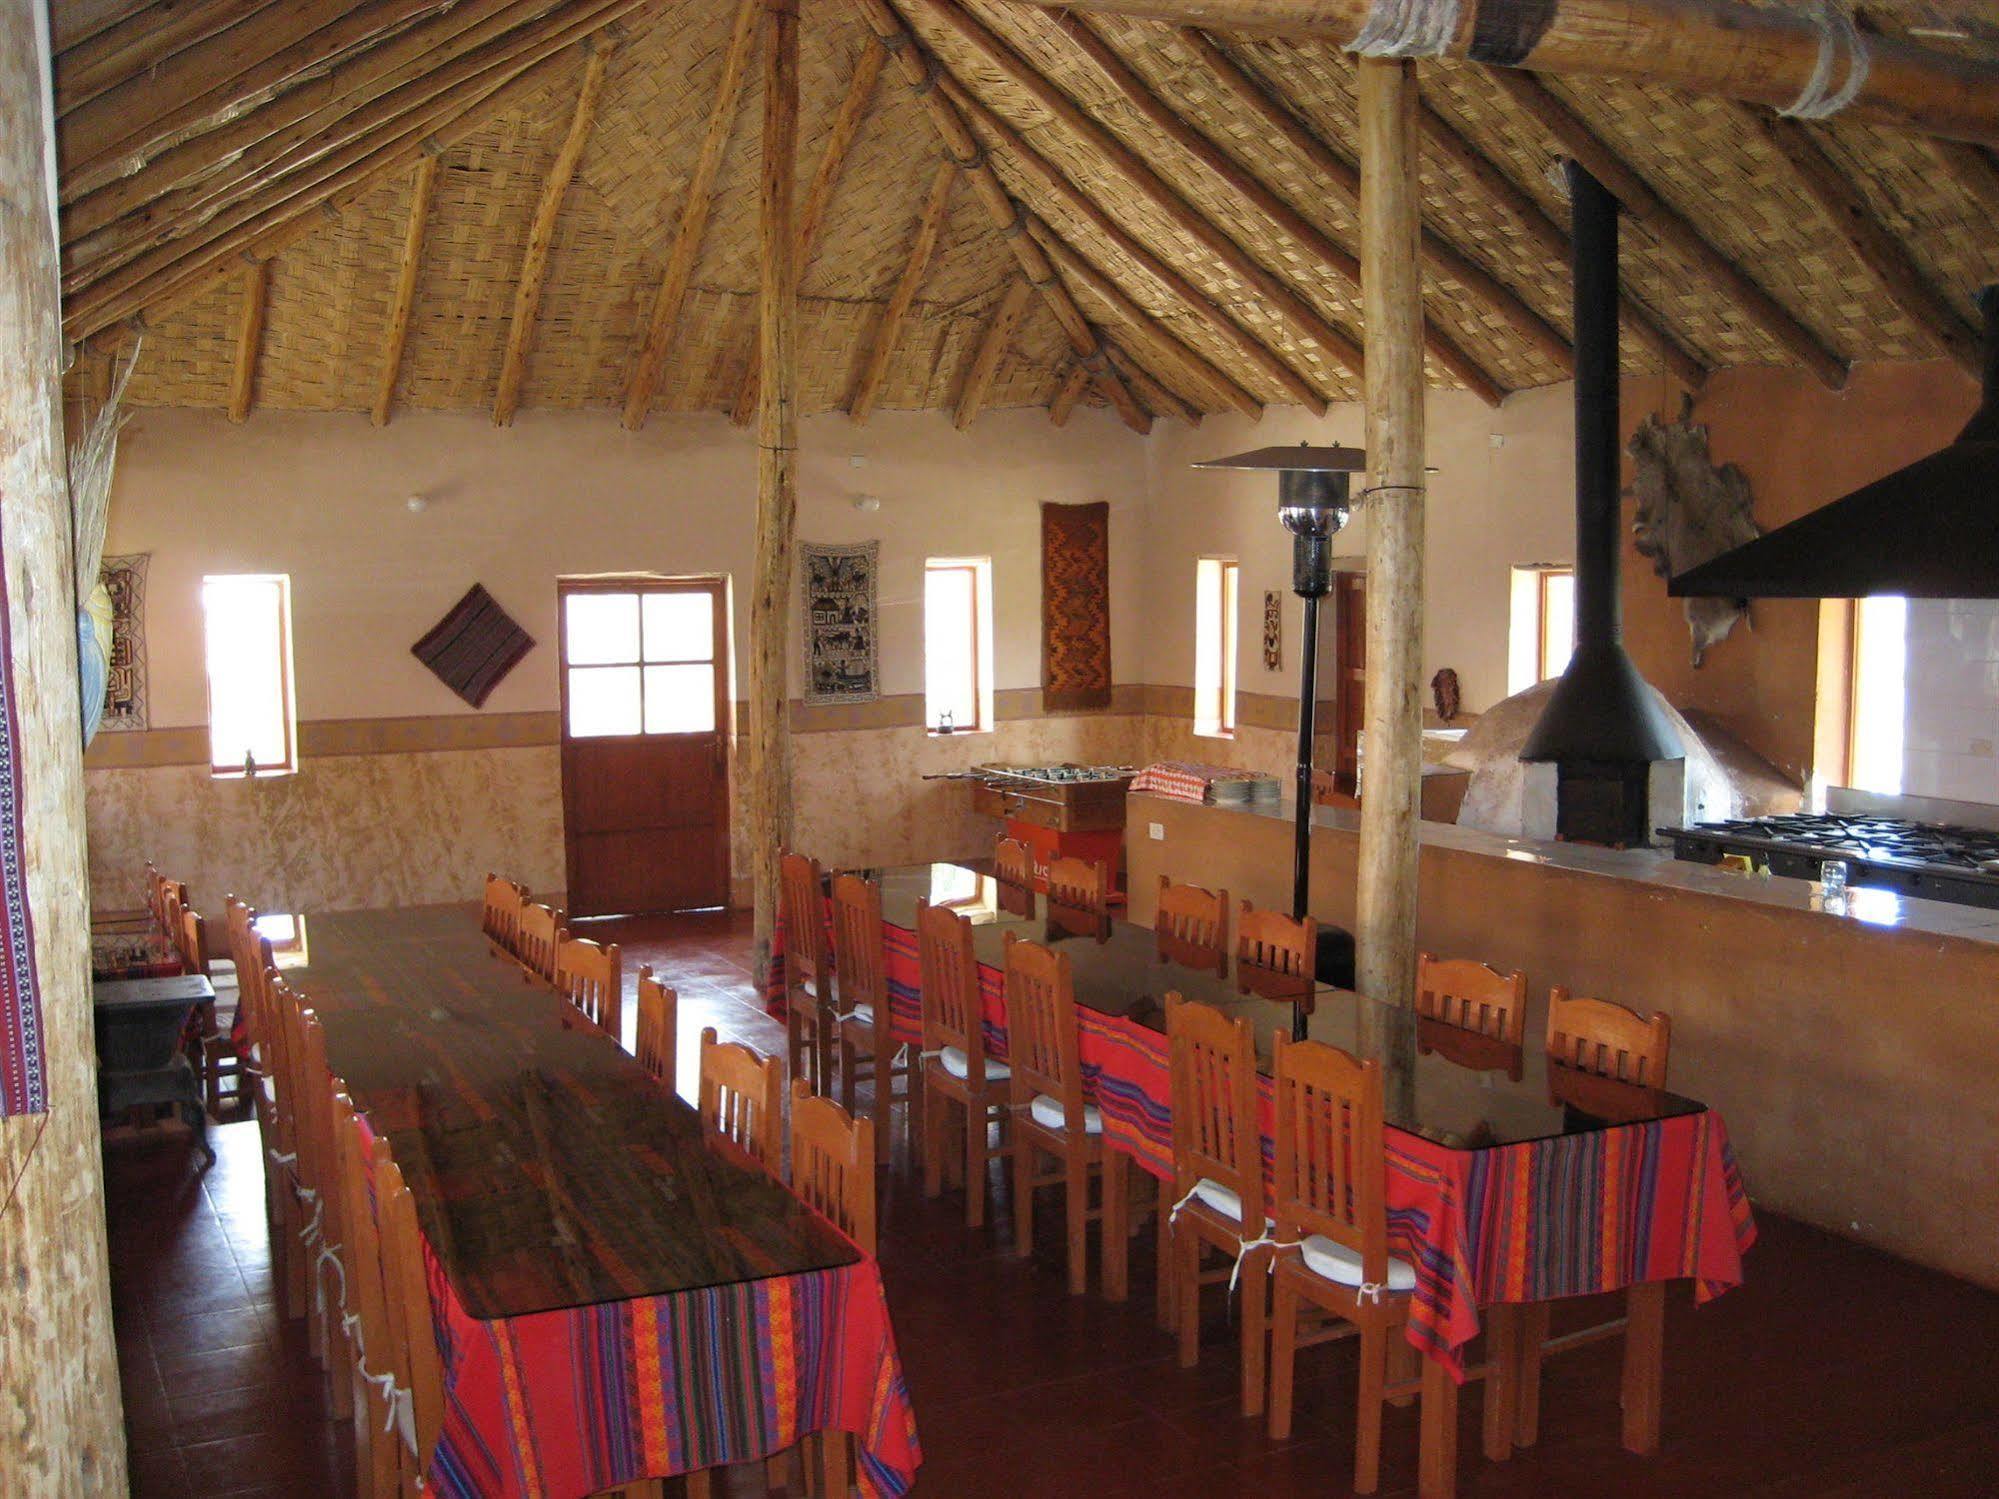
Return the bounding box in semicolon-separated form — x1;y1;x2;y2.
1628;402;1761;667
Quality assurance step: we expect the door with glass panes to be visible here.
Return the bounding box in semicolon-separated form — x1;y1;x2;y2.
558;577;729;916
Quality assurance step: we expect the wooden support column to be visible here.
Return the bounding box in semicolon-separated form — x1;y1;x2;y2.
0;0;128;1488
750;0;799;994
226;256;269;423
849;160;954;423
1353;56;1423;1120
955;276;1030;429
372;156;438;427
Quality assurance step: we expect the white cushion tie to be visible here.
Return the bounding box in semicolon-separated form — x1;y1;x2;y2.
1027;1093;1102;1134
1169;1177;1279;1294
836;1002;874;1026
1296;1232;1417;1299
937;1045;1010;1084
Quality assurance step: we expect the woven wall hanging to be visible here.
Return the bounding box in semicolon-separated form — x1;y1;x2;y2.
411;584;535;708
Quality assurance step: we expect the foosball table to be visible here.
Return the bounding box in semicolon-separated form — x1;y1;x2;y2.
949;763;1137;894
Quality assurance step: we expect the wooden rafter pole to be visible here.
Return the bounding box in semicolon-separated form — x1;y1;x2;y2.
1751;111;1981;378
954;275;1031;429
852;0;1149;434
1048;361;1091;425
731;38;885;426
850;160;955;422
1932;139;1999;216
494;41;611;426
1051;13;1520;396
55;0;272;116
1354;55;1423;1122
226;257;269;423
1489;70;1848;390
623;0;760;430
1106;343;1198;425
750;0;800;998
1014;0;1999;147
372;156;438;426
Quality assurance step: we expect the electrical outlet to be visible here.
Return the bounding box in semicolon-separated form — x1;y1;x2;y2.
1149;822;1165;841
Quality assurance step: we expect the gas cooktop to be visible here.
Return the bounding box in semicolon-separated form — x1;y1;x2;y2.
1659;812;1999;909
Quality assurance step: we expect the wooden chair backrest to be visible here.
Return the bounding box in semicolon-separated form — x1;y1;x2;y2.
916;899;984;1069
1156;875;1229;975
517;901;563;982
1271;1033;1389;1285
778;852;829;987
1003;934;1085;1132
374;1143;445;1477
483;873;526;951
635;965;676;1095
330;1085;394;1427
162;880;188;956
178;906;211;977
296;1011;343;1255
1166;995;1265;1226
1415;952;1527;1079
698;1026;781;1168
555;931;622;1036
1546;989;1671;1087
1046;855;1110;915
830;873;886;1015
1237;902;1317;1005
788;1078;876;1253
145;863;166;933
994;836;1034;889
262;966;299;1154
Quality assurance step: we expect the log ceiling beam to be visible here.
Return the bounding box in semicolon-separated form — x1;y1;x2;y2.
55;0;271;118
1932;140;1999;216
1047;361;1090;426
1752;111;1981;378
940;71;1317;414
849;158;955;424
731;37;885;426
622;0;760;430
853;0;1148;434
1011;0;1999;147
225;256;268;422
1106;342;1197;425
372;155;437;426
1413;91;1708;389
1489;70;1849;391
907;0;1369;399
493;42;611;426
954;275;1030;429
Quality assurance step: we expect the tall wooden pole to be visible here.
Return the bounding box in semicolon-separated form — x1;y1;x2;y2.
750;0;799;991
0;0;129;1488
1354;56;1425;1118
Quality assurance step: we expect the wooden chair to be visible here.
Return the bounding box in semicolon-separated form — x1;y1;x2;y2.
1415;952;1527;1081
1266;1034;1436;1495
698;1027;781;1169
1005;934;1116;1297
994;835;1035;889
374;1141;447;1497
331;1083;403;1499
516;901;564;984
1237;902;1319;1016
635;965;677;1097
917;899;1011;1228
555;931;622;1037
779;851;835;1096
482;873;527;956
1155;875;1229;975
294;1010;356;1422
1547;988;1671;1087
1046;854;1111;915
255;956;311;1322
180;905;249;1117
1165;995;1272;1416
829;873;918;1163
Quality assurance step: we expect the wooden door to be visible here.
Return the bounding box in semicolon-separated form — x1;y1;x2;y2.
1332;570;1366;797
558;578;729;916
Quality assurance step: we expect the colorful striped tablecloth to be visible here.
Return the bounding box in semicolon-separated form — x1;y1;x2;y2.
769;911;1755;1381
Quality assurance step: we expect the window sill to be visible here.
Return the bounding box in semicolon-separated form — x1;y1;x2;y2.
209;767;299;781
926;727;992;739
1192;727;1236;741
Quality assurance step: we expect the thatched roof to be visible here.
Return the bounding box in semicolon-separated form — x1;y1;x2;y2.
54;0;1999;429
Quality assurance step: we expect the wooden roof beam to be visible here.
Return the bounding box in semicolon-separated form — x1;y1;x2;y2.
1932;140;1999;216
731;37;885;426
1490;70;1849;390
954;276;1031;429
493;42;610;426
1106;343;1196;425
1012;0;1999;147
56;0;272;117
1047;361;1091;426
849;160;955;423
1753;111;1981;378
372;156;436;426
622;0;760;430
225;256;268;423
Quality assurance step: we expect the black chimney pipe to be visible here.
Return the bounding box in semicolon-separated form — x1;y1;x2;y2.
1520;161;1683;766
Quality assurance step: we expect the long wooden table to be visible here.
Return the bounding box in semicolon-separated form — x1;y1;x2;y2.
291;904;921;1498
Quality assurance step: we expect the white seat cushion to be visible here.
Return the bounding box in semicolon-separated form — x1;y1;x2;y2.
1029;1093;1102;1134
938;1045;1009;1084
1298;1232;1417;1294
1189;1177;1273;1230
840;1002;874;1026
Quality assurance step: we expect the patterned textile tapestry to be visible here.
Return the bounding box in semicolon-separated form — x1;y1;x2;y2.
0;510;44;1116
411;583;535;708
1041;501;1111;710
99;552;149;732
801;541;880;705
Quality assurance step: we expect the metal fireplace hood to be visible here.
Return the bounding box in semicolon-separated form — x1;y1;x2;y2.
1671;286;1999;601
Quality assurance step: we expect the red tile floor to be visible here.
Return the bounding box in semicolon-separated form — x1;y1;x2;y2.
107;908;1999;1497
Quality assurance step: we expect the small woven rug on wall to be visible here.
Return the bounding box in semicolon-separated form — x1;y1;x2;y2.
99;552;150;732
1042;500;1111;711
800;540;880;705
411;584;535;708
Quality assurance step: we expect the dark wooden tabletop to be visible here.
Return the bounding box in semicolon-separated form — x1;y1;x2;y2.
93;974;215;1011
291;905;858;1321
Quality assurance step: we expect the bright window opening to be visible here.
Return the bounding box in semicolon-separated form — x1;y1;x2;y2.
924;557;993;733
561;584;720;738
1194;557;1239;738
202;574;296;777
1849;594;1906;795
1508;565;1575;695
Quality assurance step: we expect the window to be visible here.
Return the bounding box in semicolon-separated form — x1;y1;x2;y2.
1848;594;1906;795
202;575;296;777
1507;564;1576;695
1194;557;1239;737
924;557;993;733
560;582;722;738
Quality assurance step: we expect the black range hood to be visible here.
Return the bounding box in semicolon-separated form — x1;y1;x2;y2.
1671;286;1999;600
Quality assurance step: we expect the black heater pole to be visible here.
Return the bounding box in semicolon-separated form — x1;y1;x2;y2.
1293;590;1320;931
